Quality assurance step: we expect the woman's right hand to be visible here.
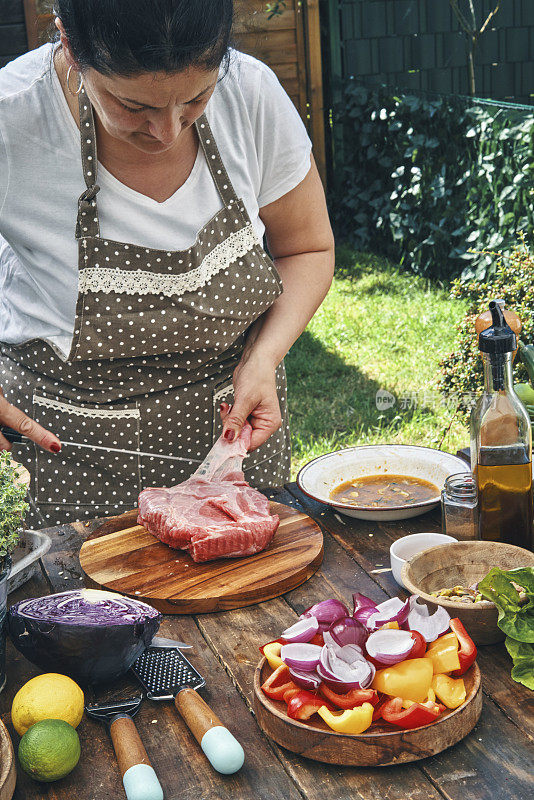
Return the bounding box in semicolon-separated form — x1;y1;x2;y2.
0;388;61;453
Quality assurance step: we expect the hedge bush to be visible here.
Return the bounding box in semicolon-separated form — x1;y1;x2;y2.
438;240;534;405
332;82;534;281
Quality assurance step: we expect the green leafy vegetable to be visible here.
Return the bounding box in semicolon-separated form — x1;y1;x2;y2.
478;567;534;643
505;637;534;689
0;451;29;562
510;656;534;691
479;567;534;691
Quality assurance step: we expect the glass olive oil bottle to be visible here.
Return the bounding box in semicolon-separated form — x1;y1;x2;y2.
470;302;533;550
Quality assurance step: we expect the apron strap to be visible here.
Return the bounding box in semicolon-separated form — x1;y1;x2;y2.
76;88;100;239
196;114;239;209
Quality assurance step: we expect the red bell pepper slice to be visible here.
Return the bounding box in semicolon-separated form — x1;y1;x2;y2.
409;630;427;659
309;632;325;647
261;664;299;701
381;697;443;729
282;686;302;704
287;690;333;721
319;684;379;710
449;618;477;677
372;696;389;722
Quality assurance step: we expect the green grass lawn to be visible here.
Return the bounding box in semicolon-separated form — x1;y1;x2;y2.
285;250;470;478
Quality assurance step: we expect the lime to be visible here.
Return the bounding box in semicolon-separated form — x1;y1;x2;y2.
11;673;84;736
18;719;81;782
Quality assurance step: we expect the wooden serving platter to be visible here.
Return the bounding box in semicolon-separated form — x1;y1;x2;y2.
253;658;482;767
0;719;16;800
79;502;323;614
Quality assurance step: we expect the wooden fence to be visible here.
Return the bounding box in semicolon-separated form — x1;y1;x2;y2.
326;0;534;104
11;0;326;183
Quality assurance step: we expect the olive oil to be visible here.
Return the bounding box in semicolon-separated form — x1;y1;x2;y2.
470;302;533;553
475;446;533;549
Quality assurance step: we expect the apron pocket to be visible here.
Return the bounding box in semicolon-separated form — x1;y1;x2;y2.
211;379;286;474
32;392;141;507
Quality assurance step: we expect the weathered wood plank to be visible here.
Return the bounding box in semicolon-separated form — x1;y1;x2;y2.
234;0;296;33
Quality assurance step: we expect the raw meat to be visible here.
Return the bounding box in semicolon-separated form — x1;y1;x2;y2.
137;423;280;562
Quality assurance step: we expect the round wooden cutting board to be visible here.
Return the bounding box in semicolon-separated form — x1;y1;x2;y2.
79;502;323;613
253;658;482;766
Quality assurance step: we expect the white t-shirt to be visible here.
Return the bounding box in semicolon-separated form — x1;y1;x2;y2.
0;44;312;359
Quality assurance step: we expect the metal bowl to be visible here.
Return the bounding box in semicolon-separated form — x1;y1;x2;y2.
296;444;470;521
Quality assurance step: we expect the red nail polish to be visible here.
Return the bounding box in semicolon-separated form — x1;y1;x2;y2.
50;443;61;453
224;430;235;442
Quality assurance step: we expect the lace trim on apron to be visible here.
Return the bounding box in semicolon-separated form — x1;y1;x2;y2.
34;394;141;419
78;224;260;296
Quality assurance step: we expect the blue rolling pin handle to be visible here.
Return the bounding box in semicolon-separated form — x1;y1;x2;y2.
200;726;245;775
122;763;164;800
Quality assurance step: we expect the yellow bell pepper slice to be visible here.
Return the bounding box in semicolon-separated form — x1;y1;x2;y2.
402;687;436;709
263;642;284;670
372;658;433;703
424;632;461;674
379;621;400;630
317;702;374;734
432;674;466;709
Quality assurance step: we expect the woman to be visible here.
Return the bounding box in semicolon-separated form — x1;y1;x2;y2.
0;0;334;527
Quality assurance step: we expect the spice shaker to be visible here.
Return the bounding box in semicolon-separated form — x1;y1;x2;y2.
441;473;478;540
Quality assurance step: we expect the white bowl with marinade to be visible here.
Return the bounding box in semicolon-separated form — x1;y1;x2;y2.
297;445;470;520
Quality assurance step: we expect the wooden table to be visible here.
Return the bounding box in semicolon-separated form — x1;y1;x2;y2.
1;484;533;800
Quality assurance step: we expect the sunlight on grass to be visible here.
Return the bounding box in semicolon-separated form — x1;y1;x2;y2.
286;251;469;478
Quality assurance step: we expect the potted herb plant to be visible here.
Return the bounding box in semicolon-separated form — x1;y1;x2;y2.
0;451;29;692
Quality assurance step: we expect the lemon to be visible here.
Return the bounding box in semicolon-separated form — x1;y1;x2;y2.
11;673;84;736
18;719;81;782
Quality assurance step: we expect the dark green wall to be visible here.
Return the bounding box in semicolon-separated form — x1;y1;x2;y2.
0;1;28;68
327;0;534;104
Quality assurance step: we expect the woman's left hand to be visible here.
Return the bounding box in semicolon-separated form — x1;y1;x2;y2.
220;359;281;452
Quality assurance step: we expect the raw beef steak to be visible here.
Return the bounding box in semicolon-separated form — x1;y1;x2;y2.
137;423;280;562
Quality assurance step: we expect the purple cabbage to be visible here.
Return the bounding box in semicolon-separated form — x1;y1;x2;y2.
8;589;161;683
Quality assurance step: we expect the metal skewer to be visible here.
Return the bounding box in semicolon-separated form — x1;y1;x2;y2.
1;426;201;464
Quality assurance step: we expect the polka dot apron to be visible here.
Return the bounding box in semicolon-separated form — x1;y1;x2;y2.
0;89;290;528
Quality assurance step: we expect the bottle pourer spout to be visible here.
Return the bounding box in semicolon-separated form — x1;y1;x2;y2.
479;300;516;355
489;300;505;328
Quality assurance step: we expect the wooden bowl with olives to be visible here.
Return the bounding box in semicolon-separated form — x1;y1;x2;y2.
402;541;534;645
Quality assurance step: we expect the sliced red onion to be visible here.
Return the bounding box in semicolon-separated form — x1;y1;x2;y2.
318;644;375;690
288;667;322;691
335;644;366;665
406;595;451;643
316;662;356;692
280;642;322;672
328;616;368;649
365;597;410;631
302;599;349;630
365;629;415;665
281;616;319;643
352;592;377;616
353;606;378;626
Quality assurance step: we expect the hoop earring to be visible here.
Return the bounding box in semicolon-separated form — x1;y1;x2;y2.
66;65;83;96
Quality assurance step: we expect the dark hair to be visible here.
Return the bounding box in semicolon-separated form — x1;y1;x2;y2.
54;0;234;75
